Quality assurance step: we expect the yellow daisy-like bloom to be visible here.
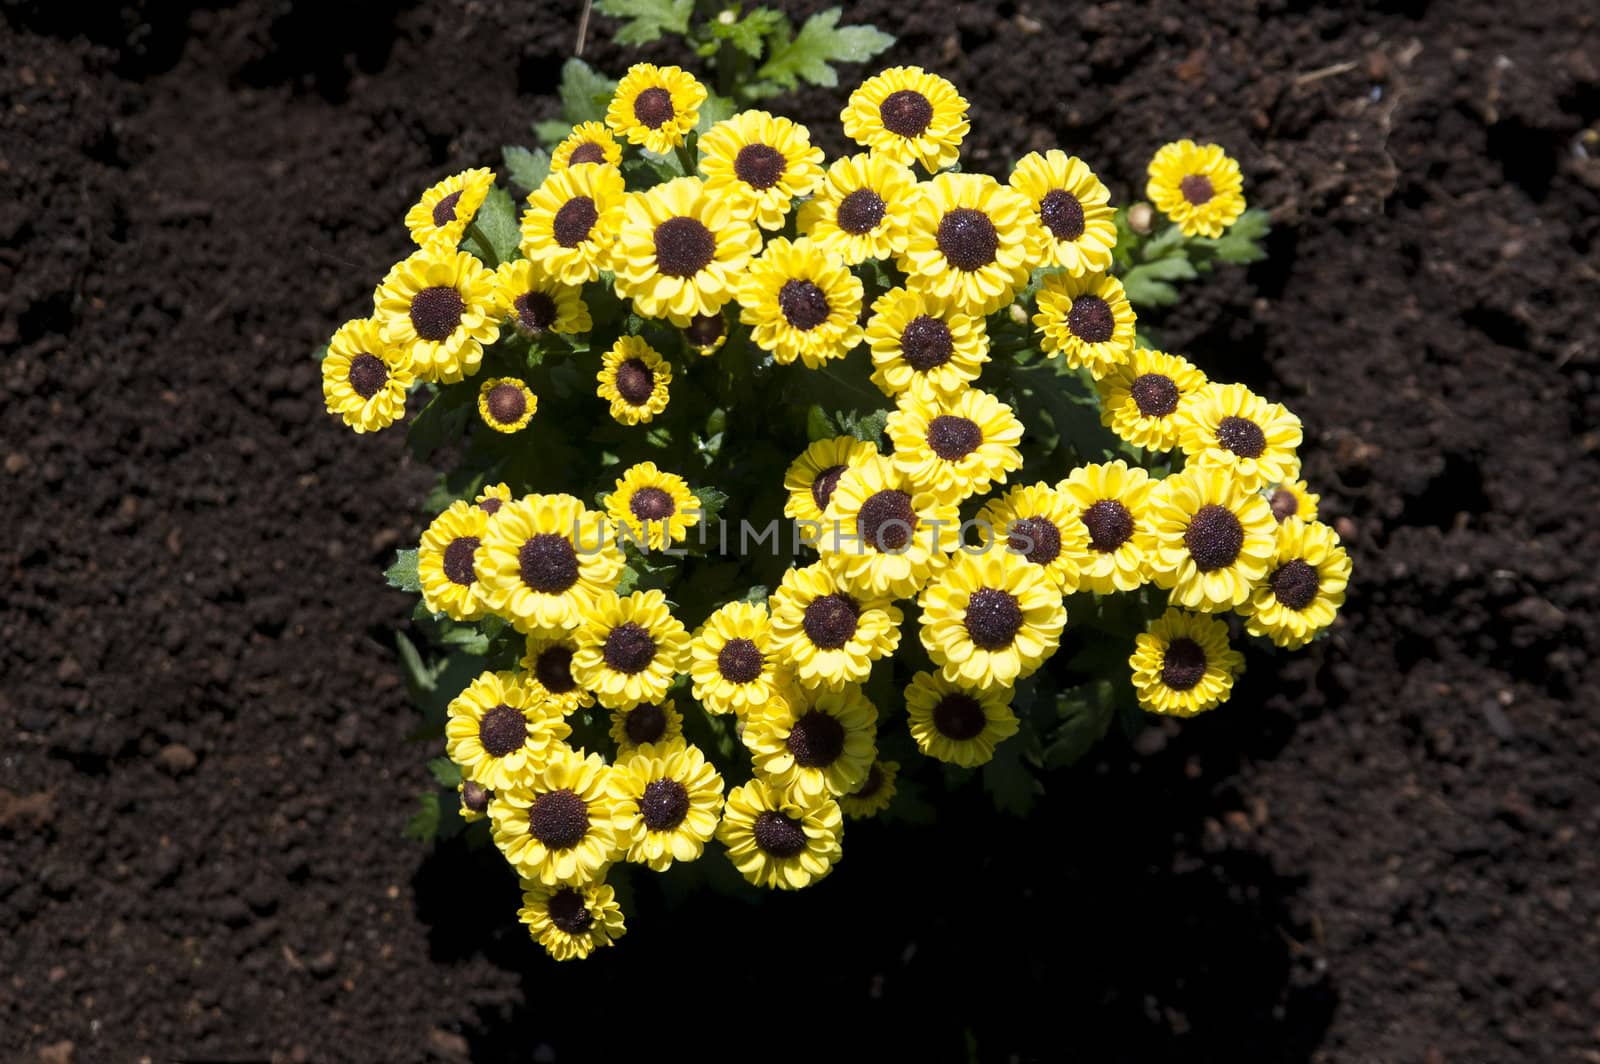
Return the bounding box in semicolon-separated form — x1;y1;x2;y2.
473;482;514;518
1057;461;1158;594
418;500;491;621
717;777;843;891
865;287;989;401
321;317;413;433
1033;269;1137;379
1145;466;1278;611
404;167;494;249
550;121;624;171
607;699;685;755
373;246;500;384
820;454;962;600
768;563;902;692
444;669;572;792
612;176;762;327
477;494;625;632
682;312;727;357
690;600;788;717
596;335;673;425
1240;518;1352;649
518;878;626;962
520;631;594;715
1008;150;1117;276
744;684;879;800
605;462;701;551
571;589;692;711
519;163;628;286
608;741;725;871
841;66;969;174
492;259;592;339
974;483;1088;594
796;152;918;265
1177;383;1303;493
477;377;537;434
904;670;1019;767
899;172;1036;316
1094;348;1209;452
1147;139;1246;239
1265;478;1320;524
699;110;825;231
886;387;1024;505
917;551;1067;689
838;759;897;819
605;63;706;155
783;436;879;525
737;237;864;369
491;750;621;886
1129;608;1245;717
458;780;491;823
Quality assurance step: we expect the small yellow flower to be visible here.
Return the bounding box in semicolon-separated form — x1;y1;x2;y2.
899;172;1036;316
520;631;594;715
737;237;864;368
491;750;621;886
517;878;626;961
973;483;1087;594
1129;609;1245;716
1147;140;1246;238
838;759;897;819
571;589;692;710
1094;348;1209;452
458;780;491;823
477;377;537;434
605;63;706;155
373;246;500;383
1057;460;1158;594
605;462;701;551
885;387;1024;505
1264;479;1320;524
820;454;962;600
743;684;879;800
690;600;789;717
608;741;725;871
476;494;625;633
717;777;843;890
418;500;490;621
519;164;628;285
783;436;880;525
796;152;918;264
1008;150;1117;276
321;317;413;433
768;562;902;691
550;121;624;171
596;335;672;425
404;167;494;249
1239;518;1351;649
1033;270;1137;379
444;670;571;792
1176;383;1303;492
698;110;824;230
607;699;685;755
904;670;1018;767
841;66;969;173
473;482;514;518
917;551;1066;689
1144;466;1278;612
492;259;592;338
611;176;762;327
865;287;989;401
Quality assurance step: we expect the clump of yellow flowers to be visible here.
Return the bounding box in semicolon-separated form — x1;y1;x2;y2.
319;62;1349;963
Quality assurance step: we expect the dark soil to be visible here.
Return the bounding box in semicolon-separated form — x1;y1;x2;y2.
4;1;1599;1061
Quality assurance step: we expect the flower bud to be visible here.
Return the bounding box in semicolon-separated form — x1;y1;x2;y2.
1128;202;1155;234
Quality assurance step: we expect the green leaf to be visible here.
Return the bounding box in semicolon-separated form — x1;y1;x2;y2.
982;731;1043;816
805;404;837;441
427;757;462;787
555;58;618;127
404;791;441;842
1043;694;1115;769
839;408;890;446
502;145;550;193
693;486;730;524
693;92;738;136
311;344;329;362
406;383;474;462
534;119;572;146
460;185;519;267
395;630;438;698
384;549;420;593
1195;207;1271;264
1122;255;1198;308
596;0;692;45
713;6;788;58
757;8;895;91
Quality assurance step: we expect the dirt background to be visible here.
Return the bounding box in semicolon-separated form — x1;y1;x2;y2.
4;0;1599;1060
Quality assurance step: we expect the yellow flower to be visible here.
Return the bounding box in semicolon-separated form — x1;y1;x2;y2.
904;670;1019;767
1129;609;1245;716
477;377;537;434
1177;383;1303;492
717;777;843;890
899;172;1036;316
605;462;701;551
743;684;879;800
607;699;685;755
736;237;864;368
474;482;514;517
517;878;626;961
682;312;727;357
519;163;628;285
418;500;491;620
768;562;902;691
698;110;825;230
608;741;725;871
1146;140;1246;238
796;152;918;264
612;176;762;327
1145;466;1278;611
571;589;692;710
476;494;624;632
917;551;1066;688
520;631;594;715
404;167;494;249
820;454;962;600
690;600;789;717
1239;518;1351;649
491;750;621;886
321;317;413;433
550;121;624;171
1008;150;1117;276
886;387;1024;505
838;759;897;819
1094;348;1208;452
865;286;989;401
1033;269;1137;379
841;66;969;173
605;63;706;155
596;335;672;425
1265;479;1320;524
444;670;571;792
458;780;491;823
1057;460;1157;594
492;259;592;338
373;246;500;383
783;436;880;525
973;483;1087;594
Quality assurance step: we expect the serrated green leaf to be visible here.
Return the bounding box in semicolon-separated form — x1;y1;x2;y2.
502;145;550;194
404;791;441;842
842;408;890;446
460;185;519;267
596;0;692;45
693;92;738;136
555;58;618;127
384;549;420;593
1143;223;1187;260
427;757;462;787
1195;207;1271;264
806;404;836;441
982;732;1043;817
534;119;572;146
1043;694;1115;769
715;6;788;58
693;485;729;523
1120;272;1180;308
756;8;895;91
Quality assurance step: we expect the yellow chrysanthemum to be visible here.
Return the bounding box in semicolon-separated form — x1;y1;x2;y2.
476;494;625;632
597;335;672;425
796;152;918;264
1265;479;1320;524
1129;608;1245;716
837;759;897;819
1146;139;1246;238
418;500;491;621
1008;150;1117;276
783;436;879;525
605;462;701;551
520;631;594;715
690;600;789;717
571;589;692;711
477;377;537;434
605;63;706;155
373;245;500;384
1239;518;1352;649
1095;348;1209;452
608;741;725;871
458;780;491;823
899;172;1036;316
490;750;621;886
744;684;879;800
768;562;902;692
886;387;1024;505
404;167;494;249
611;176;762;327
917;551;1066;689
820;454;962;600
716;777;843;891
865;286;989;401
1177;383;1303;492
444;669;571;792
904;670;1019;767
518;878;626;962
519;163;628;286
1145;466;1278;611
550;121;624;171
682;312;727;357
1057;461;1158;594
321;317;413;433
698;110;824;230
841;66;969;173
474;482;514;518
607;699;685;755
736;237;864;369
492;258;592;338
1033;269;1137;379
973;483;1088;594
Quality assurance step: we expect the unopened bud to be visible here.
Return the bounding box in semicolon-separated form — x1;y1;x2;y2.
1007;302;1029;325
1128;202;1155;235
460;780;491;814
717;9;737;24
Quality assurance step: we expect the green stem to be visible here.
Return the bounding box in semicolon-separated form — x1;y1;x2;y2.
464;219;497;267
674;134;699;178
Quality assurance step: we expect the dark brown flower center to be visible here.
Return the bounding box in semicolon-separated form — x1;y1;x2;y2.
936;208;998;271
1180;173;1214;205
1215;416;1267;460
879;89;934;137
639;778;690;831
810;465;847;512
752;810;808;858
347;353;388;399
1008;517;1061;565
460;780;490;813
1130;373;1179;418
717;638;764;684
518;533;580;594
802;593;860;650
778;279;831;331
1038;189;1085;240
1270;559;1320;610
786;710;846;768
684;313;724;348
614;357;655;406
486;383;528;425
442;536;479;586
633;86;675;129
852;763;884;800
733;143;786;190
1067;294;1114;344
431;190;463;228
628;487;676;521
515;291;558;333
1081;499;1134;552
965;587;1024;650
836;188;886;234
546;887;593;934
478;703;528;758
857;489;916;552
527;789;588;849
553;195;599;247
1184;504;1245;571
1161;638;1208;691
603;622;657;674
1269;488;1299;522
932;693;986;740
653;216;716;277
568;141;607;166
534;645;578;694
409;285;464;342
900;315;954;371
926;415;982;461
478;497;503;516
623;702;668;745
